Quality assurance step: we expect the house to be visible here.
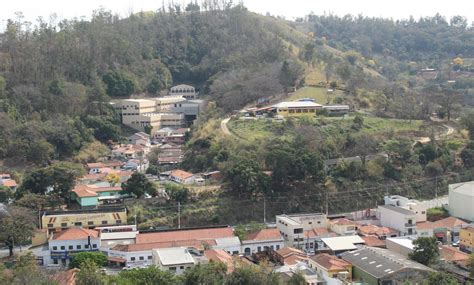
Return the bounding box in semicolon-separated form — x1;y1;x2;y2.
276;213;328;250
384;195;427;223
378;205;417;236
44;227;101;267
153;247;206;275
71;184;126;208
40;207;127;233
303;227;338;251
320;236;366;254
154;127;174;140
308;253;353;283
241;228;284;255
329;218;359;236
86;161;123;174
276;262;325;285
136;227;235;244
460;227;474;252
360;236;386;248
112;144;148;160
448;181;474;221
439;245;470;265
169;84;199;99
95;225;138;249
204;249;235;273
341;247;434;285
0;173;17;191
272;101;323;117
128;132;151;146
358;224;399;240
416;216;468;243
275;247;307;266
169;169;195;184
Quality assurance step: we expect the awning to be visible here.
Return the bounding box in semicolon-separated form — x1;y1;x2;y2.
435;233;445;238
107;256;126;263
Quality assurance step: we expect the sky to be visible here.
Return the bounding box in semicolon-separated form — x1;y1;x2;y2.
0;0;473;30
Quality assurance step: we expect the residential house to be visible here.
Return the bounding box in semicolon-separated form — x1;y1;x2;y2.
40;208;127;233
303;227;338;251
204;249;235;273
154;127;173;140
275;247;307;266
322;105;350;116
241;228;285;255
169;169;195;185
112;144;148;160
320;236;366;254
272;101;323;118
308;253;353;283
341;247;434;285
276;213;328;250
152;247;207;275
439;245;470;266
449;181;474;222
71;184;127;208
460;227;474;253
128;132;151;147
0;173;17;191
329;218;359;236
86;161;123;174
416;216;468;243
276;262;325;285
384;195;427;223
360;236;386;248
44;227;101;267
358;224;399;240
169;84;199;99
377;205;417;236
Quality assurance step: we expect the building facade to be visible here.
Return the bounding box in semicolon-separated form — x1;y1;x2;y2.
378;205;417;236
276;213;328;249
449;181;474;222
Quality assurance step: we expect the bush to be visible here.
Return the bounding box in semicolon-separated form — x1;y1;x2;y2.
70;252;107;269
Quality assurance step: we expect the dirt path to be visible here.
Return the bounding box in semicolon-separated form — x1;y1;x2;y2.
221;118;232;136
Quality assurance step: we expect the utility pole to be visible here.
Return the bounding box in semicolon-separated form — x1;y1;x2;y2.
263;197;266;224
435;176;438;198
178;202;181;229
325;188;329;216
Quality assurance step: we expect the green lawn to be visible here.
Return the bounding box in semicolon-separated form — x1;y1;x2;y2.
288;86;345;104
227;119;281;141
361;116;424;134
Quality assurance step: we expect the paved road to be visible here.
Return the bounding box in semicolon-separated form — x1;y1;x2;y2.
220;118;232;136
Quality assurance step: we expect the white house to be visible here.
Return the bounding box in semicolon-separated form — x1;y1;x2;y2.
384;195;427;223
329;218;359;236
378;205;417;236
241;228;285;255
152;247;206;275
169;169;195;185
46;227;101;267
276;213;328;249
448;181;474;222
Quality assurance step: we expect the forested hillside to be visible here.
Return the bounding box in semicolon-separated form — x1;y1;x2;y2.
0;3;304;166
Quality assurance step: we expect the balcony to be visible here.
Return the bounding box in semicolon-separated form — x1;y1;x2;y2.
405;223;416;227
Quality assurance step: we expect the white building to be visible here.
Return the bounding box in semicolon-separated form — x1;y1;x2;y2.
384;195;427;223
276;213;328;249
241;228;285;255
169;169;195;185
46;227;101;267
320;236;365;254
152;247;205;275
329;218;359;236
378;205;417;236
95;225;138;249
448;181;474;221
170;84;199;99
385;237;415;257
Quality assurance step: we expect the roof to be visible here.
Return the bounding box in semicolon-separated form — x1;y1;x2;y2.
52;227;99;241
440;245;469;263
341;247;434;278
416;217;467;230
358;225;398;237
386;238;414;250
1;180;17;187
171;84;195;90
321;235;365;251
72;184;122;198
449;181;474;195
136;227;235;244
170;169;194;180
153;247;195;266
51;268;79;285
361;236;386;248
330;218;358;226
112;239;217;252
273;101;323;109
243;228;283;242
204;249;234;272
310;253;352;271
283;255;308;266
304;228;336;238
276;247;305;258
378;205;416;215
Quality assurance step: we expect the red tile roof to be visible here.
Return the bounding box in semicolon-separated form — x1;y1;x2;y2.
244;228;282;241
72;184;122;198
1;180;17;187
310;253;352;271
136;227;235;244
283;255;308;265
417;217;468;230
358;224;398;237
204;249;235;273
361;236;386;248
170;169;194;179
112;239;217;252
52;227;99;240
276;247;305;258
304;228;337;238
51;268;79;285
439;245;469;263
330;218;358;226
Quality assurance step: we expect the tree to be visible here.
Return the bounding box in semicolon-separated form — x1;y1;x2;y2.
165;183;189;203
70;252;108;269
10;253;53;285
352;115;364;131
228;159;268;197
122;173;156;198
0;206;37;256
0;186;12;203
409;237;439;265
461;142;474;168
106;173;120;186
15;193;48;211
226;266;282;285
287;272;306;285
76;259;105;285
461;110;474;140
115;266;178;285
424;272;459;285
349;134;380;166
182;262;227;285
102;71;136;97
469;253;474;278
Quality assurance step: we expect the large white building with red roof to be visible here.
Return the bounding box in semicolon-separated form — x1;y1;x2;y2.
241;228;285;255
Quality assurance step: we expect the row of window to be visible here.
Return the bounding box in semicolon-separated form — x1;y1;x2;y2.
47;220;121;228
52;244;98;251
288;109;316;113
130;256;152;261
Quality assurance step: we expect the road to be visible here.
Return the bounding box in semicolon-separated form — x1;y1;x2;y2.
220;118;232;136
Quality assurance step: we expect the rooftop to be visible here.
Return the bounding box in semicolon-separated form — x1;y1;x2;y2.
358;224;398;237
341;247;434;279
361;236;386;248
378;205;416;216
273;101;323;109
449;181;474;195
112;239;217;252
416;216;467;230
310;253;352;271
154;247;195;266
170;169;194;180
440;245;469;263
136;227;234;244
52;227;99;241
386;238;415;250
72;184;122;198
321;235;365;252
330;218;358;226
243;228;283;242
204;249;234;272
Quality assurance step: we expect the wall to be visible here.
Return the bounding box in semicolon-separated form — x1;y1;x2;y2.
379;207;416;235
460;229;474;252
241;240;284;255
79;196;99;207
107;249;153;266
41;210;127;231
449;191;474;221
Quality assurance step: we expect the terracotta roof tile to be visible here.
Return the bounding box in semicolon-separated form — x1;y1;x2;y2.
1;180;17;187
361;236;386;248
417;217;468;230
244;228;282;241
112;239;217;252
330;218;358;226
310;253;352;271
358;225;398;237
170;169;194;179
304;228;337;238
204;249;234;273
136;227;235;244
276;247;305;258
52;227;99;240
439;245;469;262
72;184;122;198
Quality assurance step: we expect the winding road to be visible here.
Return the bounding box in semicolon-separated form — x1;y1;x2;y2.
220;118;232;136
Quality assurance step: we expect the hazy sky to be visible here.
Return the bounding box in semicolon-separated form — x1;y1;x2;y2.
1;0;473;29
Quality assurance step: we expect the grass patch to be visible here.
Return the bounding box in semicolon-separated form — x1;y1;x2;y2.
361;116;424;134
288;86;345;104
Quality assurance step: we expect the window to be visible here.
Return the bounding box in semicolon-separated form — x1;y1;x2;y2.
85;245;89;249
74;222;82;226
232;251;239;255
294;228;303;234
60;246;65;250
68;245;73;250
53;259;58;265
131;257;135;261
257;247;261;252
101;221;108;225
61;223;67;227
92;244;97;249
139;256;144;260
52;246;58;250
148;256;152;260
180;266;184;269
169;267;176;272
116;220;122;224
47;223;54;228
88;221;94;226
77;245;81;250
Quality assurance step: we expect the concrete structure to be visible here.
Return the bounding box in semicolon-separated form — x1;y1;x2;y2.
341;247;434;285
40;208;127;233
71;184;126;208
95;225;138;249
276;213;328;249
276;262;325;285
170;84;199;99
241;228;284;255
272;101;323;117
378;205;417;236
384;195;427;223
329;218;359;236
152;247;205;275
460;227;474;253
448;181;474;221
385;237;415;257
128;132;151;146
308;253;352;283
320;236;365;254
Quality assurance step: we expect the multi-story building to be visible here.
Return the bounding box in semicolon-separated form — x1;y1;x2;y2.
384;195;427;223
460;227;474;253
378;205;417;236
329;218;359;236
276;213;328;250
241;228;285;255
169;84;199;99
449;181;474;222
